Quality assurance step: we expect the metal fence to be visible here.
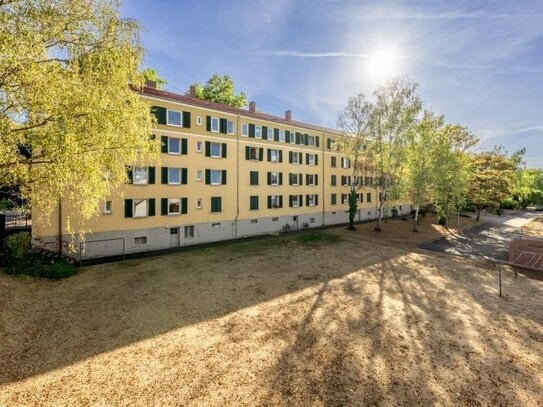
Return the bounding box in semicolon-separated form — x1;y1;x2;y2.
1;212;32;244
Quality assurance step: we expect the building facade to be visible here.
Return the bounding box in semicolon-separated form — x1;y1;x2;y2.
32;84;411;259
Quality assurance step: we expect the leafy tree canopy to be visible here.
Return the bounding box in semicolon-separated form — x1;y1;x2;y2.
190;74;247;108
142;68;167;89
0;0;157;228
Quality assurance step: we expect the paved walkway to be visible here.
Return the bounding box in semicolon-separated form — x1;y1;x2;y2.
419;211;540;262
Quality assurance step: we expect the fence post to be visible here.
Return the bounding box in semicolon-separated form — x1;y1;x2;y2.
0;214;5;248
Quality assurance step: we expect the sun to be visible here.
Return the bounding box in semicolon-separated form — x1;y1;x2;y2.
367;47;399;82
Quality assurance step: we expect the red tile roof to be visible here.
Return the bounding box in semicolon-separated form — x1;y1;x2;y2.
137;85;340;135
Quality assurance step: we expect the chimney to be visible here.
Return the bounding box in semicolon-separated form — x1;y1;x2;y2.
189;85;196;98
285;110;292;121
249;101;256;112
145;79;157;89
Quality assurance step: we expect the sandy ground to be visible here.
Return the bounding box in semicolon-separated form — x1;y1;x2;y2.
521;216;543;238
1;216;542;406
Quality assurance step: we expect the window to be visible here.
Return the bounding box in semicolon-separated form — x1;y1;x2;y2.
170;227;178;235
227;120;234;135
134;199;148;217
290;151;301;164
279;130;285;143
365;176;373;186
134;236;147;245
103;200;112;214
310;218;315;223
211;117;219;133
197;116;202;126
212;223;221;228
307;154;317;166
272;217;279;221
289;131;295;143
307;194;317;207
268;195;282;209
196;141;202;153
331;175;337;186
341;176;351;186
242;123;248;137
255;126;261;139
250;171;259;185
197;198;202;209
210;142;221;158
342;194;348;204
167;110;182;126
306;174;317;186
251;219;258;224
168;138;180;154
268;149;282;163
367;193;372;203
168;198;180;215
290;195;301;207
210;170;222;185
196;170;203;182
268;127;275;139
307;135;315;146
289;173;301;186
331;156;337;167
250;195;259;210
331;194;337;205
341;157;351;169
184;225;195;238
168;168;181;185
269;172;280;186
211;197;222;213
133;167;148;185
247;146;260;161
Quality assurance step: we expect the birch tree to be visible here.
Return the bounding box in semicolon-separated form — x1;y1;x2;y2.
0;0;157;226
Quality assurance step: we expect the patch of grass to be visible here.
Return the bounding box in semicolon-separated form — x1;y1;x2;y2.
3;254;77;279
294;232;341;244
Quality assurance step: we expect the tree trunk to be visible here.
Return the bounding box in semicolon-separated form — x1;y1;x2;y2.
412;205;419;232
476;206;481;221
457;211;460;229
375;199;384;231
348;189;357;230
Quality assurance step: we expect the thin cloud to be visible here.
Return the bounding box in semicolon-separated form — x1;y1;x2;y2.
512;126;543;134
352;10;540;21
252;50;370;58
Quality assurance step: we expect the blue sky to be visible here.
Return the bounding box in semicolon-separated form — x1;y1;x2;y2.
121;0;543;167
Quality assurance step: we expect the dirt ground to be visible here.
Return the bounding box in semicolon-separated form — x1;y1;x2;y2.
1;216;542;406
521;216;543;238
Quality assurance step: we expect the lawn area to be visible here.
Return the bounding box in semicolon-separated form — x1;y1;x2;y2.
0;216;542;406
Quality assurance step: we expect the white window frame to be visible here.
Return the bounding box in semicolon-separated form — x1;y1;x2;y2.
268;127;274;139
242;123;248;137
168;168;181;185
184;225;195;238
308;194;316;207
341;157;350;169
196;170;203;182
167;109;182;127
255;126;261;139
307;174;315;186
279;130;285;143
211;117;219;133
134;236;147;245
227;120;234;135
307;154;316;166
248;147;259;161
210;142;222;158
133;167;148;185
168;198;181;215
168;137;181;155
289;131;295;143
196;198;202;209
103;200;112;214
292;195;300;207
307;135;315;146
291;174;300;186
133;199;148;218
210;170;222;185
270;195;281;209
270;172;279;186
291;152;300;165
197;116;202;126
196;141;203;153
270;149;279;163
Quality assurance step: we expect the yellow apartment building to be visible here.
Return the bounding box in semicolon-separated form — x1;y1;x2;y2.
32;83;412;259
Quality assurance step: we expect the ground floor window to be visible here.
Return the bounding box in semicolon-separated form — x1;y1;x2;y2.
184;225;194;238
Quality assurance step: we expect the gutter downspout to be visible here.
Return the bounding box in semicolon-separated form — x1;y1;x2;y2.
57;196;62;254
321;131;326;226
234;113;240;239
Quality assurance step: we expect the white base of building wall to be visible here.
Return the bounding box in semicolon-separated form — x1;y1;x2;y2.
33;205;413;259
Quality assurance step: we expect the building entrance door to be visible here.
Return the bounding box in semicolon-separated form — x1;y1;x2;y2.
169;227;180;247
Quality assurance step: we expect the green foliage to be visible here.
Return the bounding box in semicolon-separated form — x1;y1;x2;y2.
510;168;543;209
295;232;340;244
142;68;167;89
0;197;11;210
5;232;31;258
0;0;158;230
191;74;247;107
4;255;77;279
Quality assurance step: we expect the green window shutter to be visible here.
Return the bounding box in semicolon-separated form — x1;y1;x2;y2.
305;153;309;165
206;115;211;131
181;138;188;155
245;146;250;160
367;193;371;203
304;134;309;145
182;168;188;184
250;171;258;185
298;152;302;163
306;195;310;207
250;196;259;210
331;194;336;205
205;169;211;184
205;141;211;157
183;112;191;128
267;149;272;162
262;126;268;139
124;199;133;218
259;148;264;161
289;195;293;208
279;150;283;163
315;155;318;165
161;198;168;215
222;170;227;185
306;174;309;185
331;175;336;186
315;195;319;206
299;194;303;207
316;136;319;147
289;151;293;163
279;173;283;185
217;197;222;212
267;196;272;209
315;174;318;185
220;118;227;134
298;173;302;185
161;136;168;153
148;167;155;184
327;138;332;149
249;124;255;137
221;143;227;158
151;106;167;125
279;195;283;208
126;166;133;184
181;197;188;214
267;172;271;185
148;198;155;216
289;173;293;185
295;132;301;144
274;128;279;142
285;130;290;143
161;167;168;184
331;156;336;167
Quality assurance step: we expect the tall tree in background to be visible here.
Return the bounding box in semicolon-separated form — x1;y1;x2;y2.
191;74;247;108
403;111;443;232
0;0;157;229
511;168;543;209
368;78;421;231
142;68;167;89
336;93;373;230
467;149;515;221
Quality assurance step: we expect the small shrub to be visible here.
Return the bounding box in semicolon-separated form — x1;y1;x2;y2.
501;199;517;210
496;207;503;216
438;216;447;225
6;232;31;259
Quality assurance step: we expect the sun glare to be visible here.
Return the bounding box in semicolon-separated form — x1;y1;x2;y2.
367;47;399;83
